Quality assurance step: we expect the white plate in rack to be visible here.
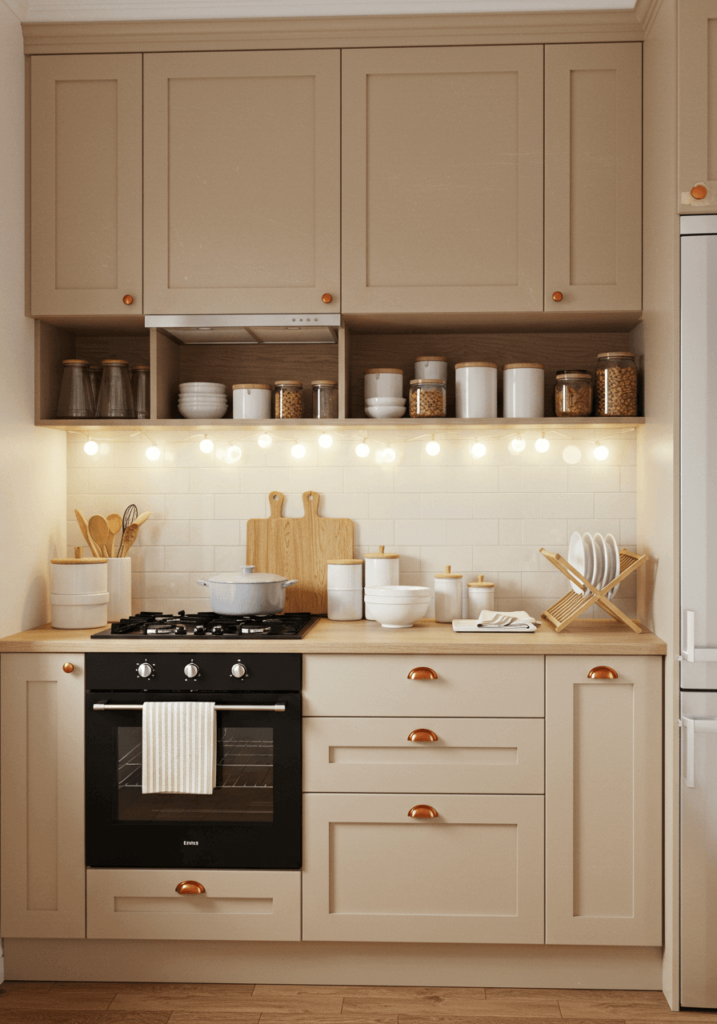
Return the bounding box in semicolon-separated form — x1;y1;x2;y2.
568;531;585;595
582;532;595;594
605;533;621;598
592;534;605;594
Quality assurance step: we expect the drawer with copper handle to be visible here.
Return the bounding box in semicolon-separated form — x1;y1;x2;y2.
303;717;544;794
303;655;544;718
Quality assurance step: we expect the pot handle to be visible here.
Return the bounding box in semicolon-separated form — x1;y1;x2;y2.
196;580;209;587
281;579;299;589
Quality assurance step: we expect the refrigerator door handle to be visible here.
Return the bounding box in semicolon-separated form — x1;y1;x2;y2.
680;610;717;662
682;715;717;787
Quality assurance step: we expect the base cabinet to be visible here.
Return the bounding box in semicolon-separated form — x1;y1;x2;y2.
302;793;544;944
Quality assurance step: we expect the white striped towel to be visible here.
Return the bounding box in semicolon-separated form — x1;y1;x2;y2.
142;702;216;795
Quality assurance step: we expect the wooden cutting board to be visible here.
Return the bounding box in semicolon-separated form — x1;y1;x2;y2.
246;491;354;614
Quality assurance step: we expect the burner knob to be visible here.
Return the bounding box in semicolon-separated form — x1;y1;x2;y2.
211;625;224;636
184;663;199;679
231;661;247;679
194;625;206;635
137;662;153;679
175;625;187;635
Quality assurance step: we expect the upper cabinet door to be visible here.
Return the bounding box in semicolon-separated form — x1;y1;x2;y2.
342;46;544;314
30;54;143;316
678;0;717;213
544;43;642;312
144;51;340;315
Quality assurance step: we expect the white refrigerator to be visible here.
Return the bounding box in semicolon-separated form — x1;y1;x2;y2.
680;214;717;1009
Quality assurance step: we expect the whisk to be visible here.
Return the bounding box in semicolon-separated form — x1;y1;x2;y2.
120;504;138;550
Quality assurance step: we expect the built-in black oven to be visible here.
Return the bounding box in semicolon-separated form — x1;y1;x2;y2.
85;652;301;870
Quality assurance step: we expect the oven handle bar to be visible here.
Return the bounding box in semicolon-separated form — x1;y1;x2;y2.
92;703;286;712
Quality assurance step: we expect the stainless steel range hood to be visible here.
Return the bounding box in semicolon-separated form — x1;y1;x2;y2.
145;314;341;344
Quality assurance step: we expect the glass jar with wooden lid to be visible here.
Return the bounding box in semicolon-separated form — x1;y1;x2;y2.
131;365;150;419
274;381;303;419
409;379;446;418
56;359;95;418
595;352;638;416
312;380;339;419
97;359;135;418
554;370;593;417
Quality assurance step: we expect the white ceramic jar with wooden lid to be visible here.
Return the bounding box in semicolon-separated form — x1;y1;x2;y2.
232;383;272;419
414;356;448;383
503;363;544;418
364;368;403;401
50;557;109;629
467;575;495;616
327;559;364;621
364;546;399;620
434;565;463;623
455;362;498;418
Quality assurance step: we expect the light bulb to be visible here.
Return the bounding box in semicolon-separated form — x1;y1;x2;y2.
426;439;441;457
562;445;582;465
291;443;306;459
510;436;526;453
382;446;396;463
318;433;333;449
257;432;272;449
145;444;161;461
471;441;487;459
199;436;214;454
227;445;242;463
594;443;609;461
535;435;550;453
83;439;99;456
356;441;370;458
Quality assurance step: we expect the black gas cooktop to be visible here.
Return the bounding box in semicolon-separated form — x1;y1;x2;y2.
91;611;319;639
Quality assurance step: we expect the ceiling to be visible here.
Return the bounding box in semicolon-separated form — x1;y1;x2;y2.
8;0;638;23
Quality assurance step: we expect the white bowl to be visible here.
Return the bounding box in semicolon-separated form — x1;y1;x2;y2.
178;407;228;419
364;585;430;602
180;382;226;391
365;406;406;419
364;596;430;628
179;398;228;407
366;396;407;406
178;405;228;413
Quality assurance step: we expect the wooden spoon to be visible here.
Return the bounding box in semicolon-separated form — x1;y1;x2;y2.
88;515;111;557
106;513;123;557
118;521;139;558
134;510;152;528
75;509;100;557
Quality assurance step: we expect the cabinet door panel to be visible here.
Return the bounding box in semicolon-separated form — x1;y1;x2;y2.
679;0;717;212
342;46;543;314
144;51;340;314
545;655;662;946
30;55;143;316
303;793;544;943
0;654;85;938
545;43;642;311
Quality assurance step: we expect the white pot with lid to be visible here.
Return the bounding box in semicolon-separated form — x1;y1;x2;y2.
197;566;298;616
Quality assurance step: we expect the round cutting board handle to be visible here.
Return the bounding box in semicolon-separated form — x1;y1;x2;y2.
269;491;284;518
303;490;321;518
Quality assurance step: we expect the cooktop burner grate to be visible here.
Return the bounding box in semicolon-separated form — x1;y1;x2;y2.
91;610;318;639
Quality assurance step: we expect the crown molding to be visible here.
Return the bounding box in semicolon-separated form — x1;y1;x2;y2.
23;6;648;53
635;0;662;36
3;0;29;20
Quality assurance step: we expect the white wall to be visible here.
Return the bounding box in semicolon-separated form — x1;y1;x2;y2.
0;0;66;639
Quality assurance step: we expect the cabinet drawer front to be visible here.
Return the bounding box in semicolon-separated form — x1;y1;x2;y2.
303;793;544;944
304;655;544;717
304;718;544;794
87;869;300;941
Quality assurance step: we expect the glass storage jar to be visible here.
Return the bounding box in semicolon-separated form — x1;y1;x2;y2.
409;379;446;418
56;359;95;418
555;370;593;417
131;365;150;419
274;381;303;419
595;352;638;417
87;365;102;414
97;359;135;418
312;380;338;419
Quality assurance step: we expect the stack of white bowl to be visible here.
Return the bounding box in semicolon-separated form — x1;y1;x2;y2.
364;585;431;628
365;396;407;419
178;382;228;419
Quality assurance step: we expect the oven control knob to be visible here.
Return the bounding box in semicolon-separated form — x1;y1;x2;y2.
231;661;247;679
137;662;153;679
184;663;199;679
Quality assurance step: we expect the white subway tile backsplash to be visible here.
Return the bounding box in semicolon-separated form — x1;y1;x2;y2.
215;546;247;570
522;519;568;546
139;520;190;547
395;519;447;546
472;493;538;519
190;520;240;547
421;492;472;519
345;467;395;493
621;466;637;492
541;492;593;519
446;519;499;546
165;493;214;520
353;519;395;545
395;466;445;493
419;547;472;573
164;546;215;572
240;468;293;494
594;492;637;519
189;468;242;494
472;545;543;572
214;493;267;520
568;466;621;492
445;466;499;492
368;493;419;520
499;520;523;545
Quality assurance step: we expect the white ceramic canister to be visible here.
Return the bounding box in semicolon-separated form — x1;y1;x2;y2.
50;557;109;629
503;362;545;418
467;575;495;617
455;362;498;418
107;556;132;622
364;546;400;621
434;565;463;623
327;559;364;621
232;383;272;419
414;356;448;383
364;368;403;401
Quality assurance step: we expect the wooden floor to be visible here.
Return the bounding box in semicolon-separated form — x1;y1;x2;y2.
0;983;713;1023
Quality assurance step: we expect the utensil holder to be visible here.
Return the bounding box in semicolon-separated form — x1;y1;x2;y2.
539;547;648;633
107;556;132;622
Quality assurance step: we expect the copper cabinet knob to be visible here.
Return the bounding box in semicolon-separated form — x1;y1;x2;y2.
408;804;439;819
321;293;333;304
552;291;563;302
175;880;205;895
407;729;438;742
407;667;438;680
587;665;619;679
122;294;134;305
691;185;708;200
62;662;74;673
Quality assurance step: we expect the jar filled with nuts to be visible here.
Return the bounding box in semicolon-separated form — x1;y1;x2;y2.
555;370;593;417
409;379;446;418
274;381;303;419
595;353;638;417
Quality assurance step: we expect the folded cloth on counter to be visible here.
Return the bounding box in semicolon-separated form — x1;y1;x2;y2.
142;701;216;795
452;610;538;633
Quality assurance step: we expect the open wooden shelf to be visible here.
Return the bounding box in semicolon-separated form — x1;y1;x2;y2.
38;416;645;431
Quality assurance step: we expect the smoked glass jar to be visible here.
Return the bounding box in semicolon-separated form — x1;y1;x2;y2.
87;365;102;414
274;381;303;419
97;359;135;418
131;365;150;419
56;358;95;418
409;379;446;418
555;370;593;417
595;352;638;416
312;380;338;419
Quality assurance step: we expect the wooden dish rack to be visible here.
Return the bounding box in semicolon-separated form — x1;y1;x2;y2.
539;547;648;633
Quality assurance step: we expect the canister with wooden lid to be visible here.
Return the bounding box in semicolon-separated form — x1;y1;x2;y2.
50;557;109;629
414;356;448;383
327;559;364;621
503;363;544;418
364;368;403;401
364;546;400;619
455;362;498;418
467;575;495;616
233;383;272;419
434;565;463;623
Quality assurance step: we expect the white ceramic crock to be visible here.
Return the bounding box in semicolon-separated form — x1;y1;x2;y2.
50;591;109;629
364;547;399;621
434;567;463;623
327;560;364;621
455;362;498;418
51;558;107;594
197;566;297;615
107;557;132;622
467;576;495;616
232;383;272;419
503;363;544;418
364;368;403;400
414;356;448;383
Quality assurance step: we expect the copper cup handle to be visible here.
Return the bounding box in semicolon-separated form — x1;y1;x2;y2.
408;804;439;819
407;729;438;742
175;880;205;895
407;667;438;680
587;666;619;679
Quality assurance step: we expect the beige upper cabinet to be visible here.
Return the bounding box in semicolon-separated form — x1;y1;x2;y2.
30;55;143;317
544;43;642;312
144;50;340;315
545;656;662;946
341;46;544;314
678;0;717;212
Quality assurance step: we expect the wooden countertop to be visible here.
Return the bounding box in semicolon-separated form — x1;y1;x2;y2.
0;617;667;655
